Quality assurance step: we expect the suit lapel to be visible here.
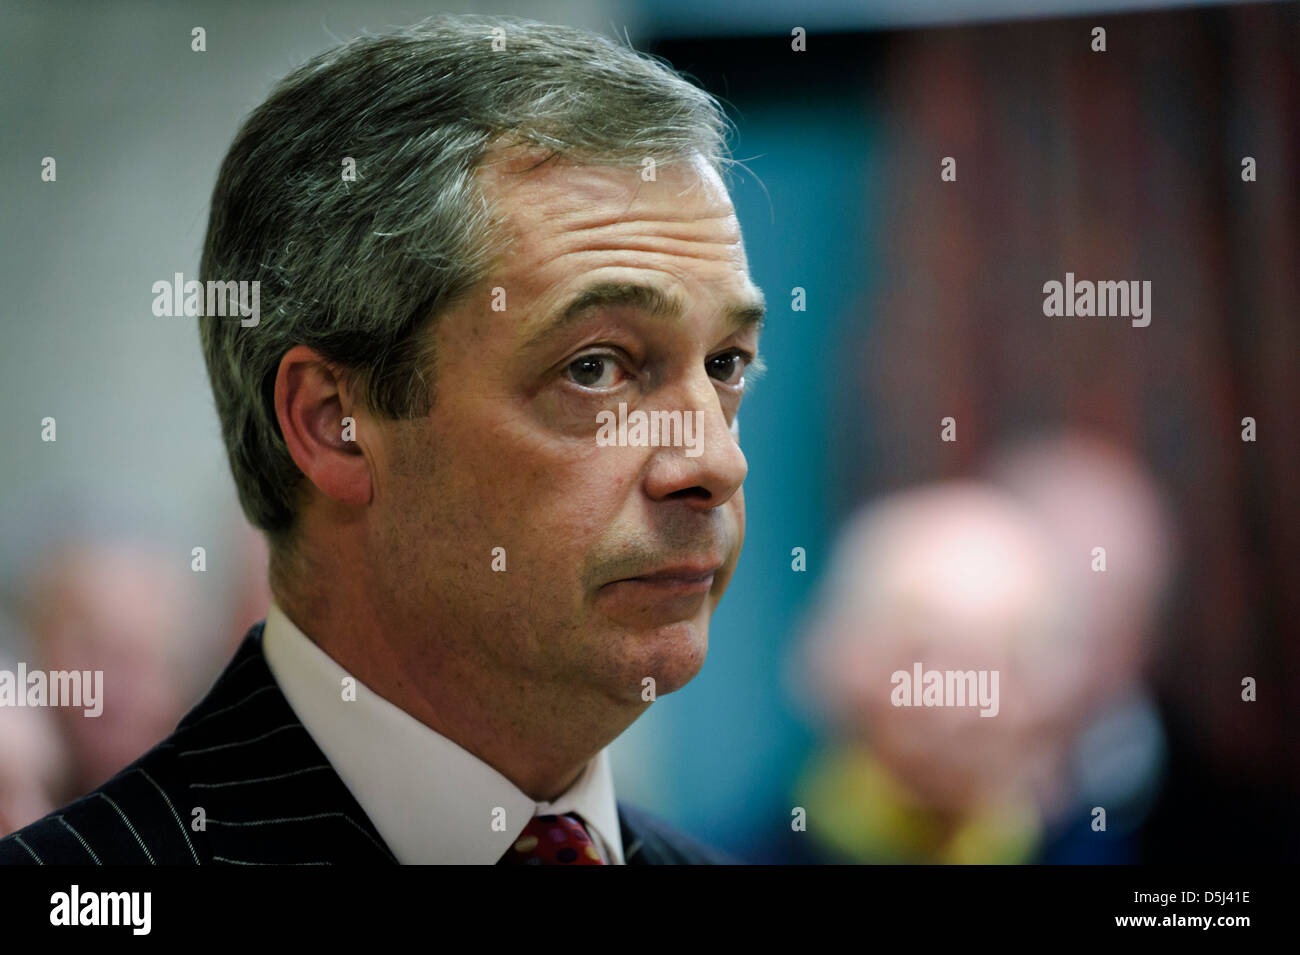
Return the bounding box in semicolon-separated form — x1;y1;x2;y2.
173;625;396;865
618;804;663;865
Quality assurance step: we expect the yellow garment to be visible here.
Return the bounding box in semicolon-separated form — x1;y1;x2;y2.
798;745;1042;864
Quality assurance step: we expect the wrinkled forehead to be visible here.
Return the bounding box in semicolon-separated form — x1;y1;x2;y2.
458;145;756;352
475;144;736;224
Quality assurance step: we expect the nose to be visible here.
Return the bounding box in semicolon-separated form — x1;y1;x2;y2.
641;371;747;510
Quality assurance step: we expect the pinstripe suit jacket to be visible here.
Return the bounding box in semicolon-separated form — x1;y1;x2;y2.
0;622;732;865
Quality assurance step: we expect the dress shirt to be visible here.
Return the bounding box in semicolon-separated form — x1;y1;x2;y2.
261;601;624;864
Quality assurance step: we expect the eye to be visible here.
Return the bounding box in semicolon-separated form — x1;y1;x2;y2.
563;352;625;390
707;350;750;386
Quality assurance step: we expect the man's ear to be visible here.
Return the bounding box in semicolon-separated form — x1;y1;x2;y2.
274;344;372;509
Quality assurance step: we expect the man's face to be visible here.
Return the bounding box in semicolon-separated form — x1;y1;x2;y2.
370;151;763;705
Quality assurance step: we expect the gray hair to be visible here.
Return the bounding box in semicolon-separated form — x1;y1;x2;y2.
199;14;733;549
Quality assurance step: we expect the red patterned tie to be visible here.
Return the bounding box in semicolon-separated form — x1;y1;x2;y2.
499;813;605;865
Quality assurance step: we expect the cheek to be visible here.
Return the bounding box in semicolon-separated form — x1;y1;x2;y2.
487;410;635;516
517;456;632;563
396;391;646;599
425;432;612;577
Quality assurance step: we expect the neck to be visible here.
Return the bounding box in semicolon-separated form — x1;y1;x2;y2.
272;558;639;803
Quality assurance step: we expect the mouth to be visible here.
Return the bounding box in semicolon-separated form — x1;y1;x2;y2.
618;571;716;593
616;560;722;589
593;558;727;624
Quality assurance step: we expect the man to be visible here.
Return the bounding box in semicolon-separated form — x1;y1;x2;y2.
0;14;763;865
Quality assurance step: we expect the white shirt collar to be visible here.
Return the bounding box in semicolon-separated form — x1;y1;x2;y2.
261;601;624;864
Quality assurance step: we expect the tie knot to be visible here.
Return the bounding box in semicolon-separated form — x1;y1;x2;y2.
499;812;605;865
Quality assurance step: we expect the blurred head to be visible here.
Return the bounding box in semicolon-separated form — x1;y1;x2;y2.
800;482;1085;811
199;16;763;704
0;662;68;834
985;432;1175;707
22;542;195;794
797;434;1174;815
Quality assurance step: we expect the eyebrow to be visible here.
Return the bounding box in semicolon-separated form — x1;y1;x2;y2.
522;280;766;351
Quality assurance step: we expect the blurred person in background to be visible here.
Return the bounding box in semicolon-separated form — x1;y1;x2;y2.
16;541;202;807
0;645;70;836
0;509;270;836
786;432;1174;863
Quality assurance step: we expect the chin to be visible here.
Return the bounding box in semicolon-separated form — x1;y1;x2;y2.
620;617;711;697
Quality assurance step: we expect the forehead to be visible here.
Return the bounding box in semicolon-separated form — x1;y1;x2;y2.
462;148;763;360
477;144;735;212
474;148;750;286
